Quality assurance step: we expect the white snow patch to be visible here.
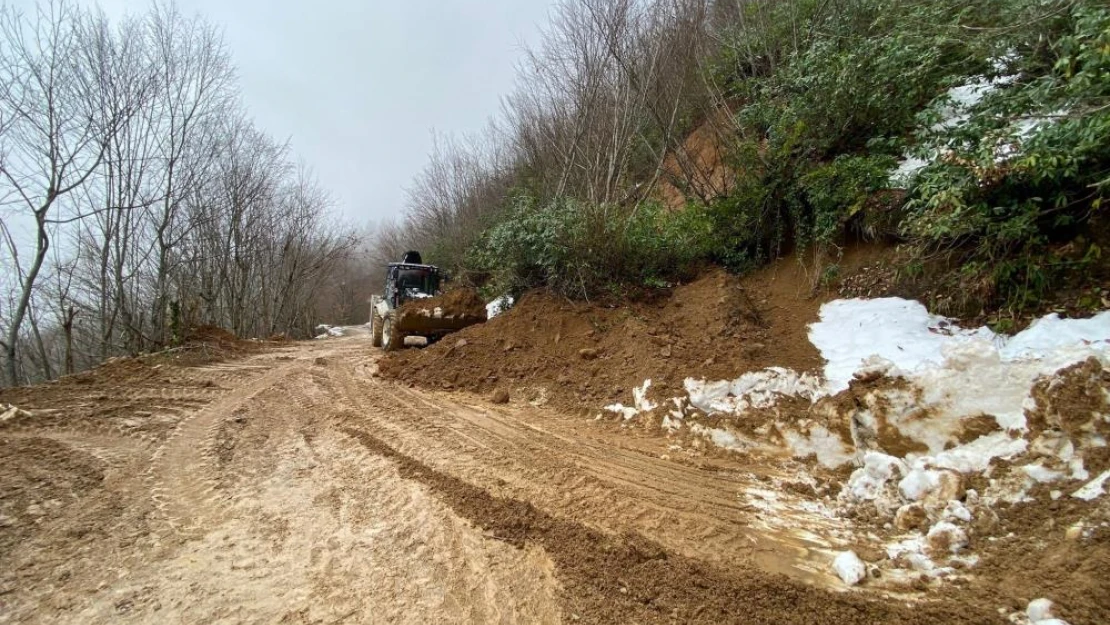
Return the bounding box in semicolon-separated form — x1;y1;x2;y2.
486;295;514;319
1022;463;1068;484
1027;598;1071;625
1072;469;1110;501
604;403;639;421
605;380;657;420
842;452;905;502
930;432;1028;474
808;298;994;394
832;551;867;586
890;156;930;187
942;500;973;523
684;368;821;415
889;66;1020;187
690;424;747;451
898;468;942;502
1000;312;1110;359
661;398;687;431
314;324;353;339
633;379;657;412
810;300;1110;434
782;424;854;468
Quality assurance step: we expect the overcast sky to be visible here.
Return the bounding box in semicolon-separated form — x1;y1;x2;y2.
37;0;555;224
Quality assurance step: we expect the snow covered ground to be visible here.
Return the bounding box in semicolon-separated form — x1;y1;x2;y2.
314;324;369;339
605;296;1110;615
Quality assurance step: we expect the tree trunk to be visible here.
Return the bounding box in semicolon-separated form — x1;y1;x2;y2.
5;209;51;386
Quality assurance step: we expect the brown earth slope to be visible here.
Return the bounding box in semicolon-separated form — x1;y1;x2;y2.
380;257;855;412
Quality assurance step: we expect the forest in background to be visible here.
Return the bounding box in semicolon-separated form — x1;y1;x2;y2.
0;1;367;386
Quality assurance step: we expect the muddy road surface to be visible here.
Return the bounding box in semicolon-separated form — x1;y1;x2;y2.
0;332;994;624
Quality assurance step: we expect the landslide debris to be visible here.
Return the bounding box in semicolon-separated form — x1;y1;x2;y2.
380;267;824;412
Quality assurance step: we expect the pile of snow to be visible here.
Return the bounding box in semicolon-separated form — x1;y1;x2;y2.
602;295;1110;588
486;295;514;319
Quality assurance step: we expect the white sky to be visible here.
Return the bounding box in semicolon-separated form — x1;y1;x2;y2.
23;0;554;224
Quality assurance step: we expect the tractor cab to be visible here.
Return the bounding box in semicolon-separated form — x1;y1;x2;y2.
385;262;442;307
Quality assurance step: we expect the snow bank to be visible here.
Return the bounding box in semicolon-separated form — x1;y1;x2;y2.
486;295;514;319
808;298;995;394
609;297;1110;503
809;300;1110;436
314;324;348;339
601;291;1110;592
663;299;1110;465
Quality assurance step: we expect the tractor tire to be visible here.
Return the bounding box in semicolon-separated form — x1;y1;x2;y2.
370;311;383;347
382;315;406;351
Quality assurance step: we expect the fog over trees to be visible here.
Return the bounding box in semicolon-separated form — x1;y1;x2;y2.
0;1;362;386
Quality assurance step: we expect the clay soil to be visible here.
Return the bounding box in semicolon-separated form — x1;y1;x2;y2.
380;252;886;413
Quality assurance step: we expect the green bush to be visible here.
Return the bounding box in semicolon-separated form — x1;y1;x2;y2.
467;196;713;299
697;0;989;272
902;3;1110;310
699;141;896;271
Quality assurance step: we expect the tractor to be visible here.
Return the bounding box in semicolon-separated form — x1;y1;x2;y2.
369;251;480;350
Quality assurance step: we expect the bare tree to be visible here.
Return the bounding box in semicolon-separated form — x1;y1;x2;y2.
0;1;124;385
144;2;235;347
0;1;356;387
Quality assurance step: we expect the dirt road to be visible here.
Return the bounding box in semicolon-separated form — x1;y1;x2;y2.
0;331;994;624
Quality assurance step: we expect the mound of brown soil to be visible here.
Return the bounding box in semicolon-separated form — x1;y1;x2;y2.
380;264;828;413
187;324;241;345
396;288;487;326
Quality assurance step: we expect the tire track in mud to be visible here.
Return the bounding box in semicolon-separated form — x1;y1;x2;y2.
330;358;835;577
77;344;564;625
147;357;302;536
339;426;992;625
